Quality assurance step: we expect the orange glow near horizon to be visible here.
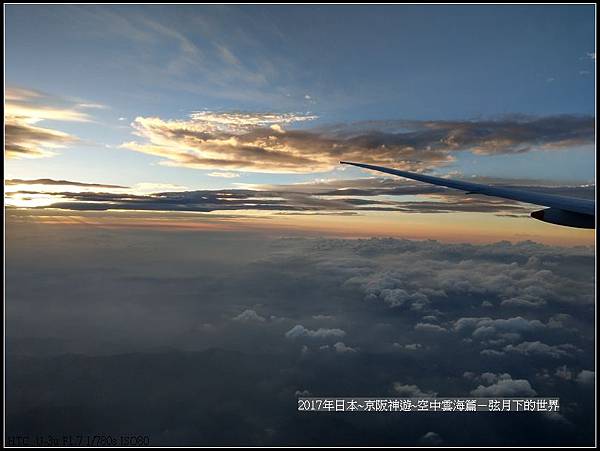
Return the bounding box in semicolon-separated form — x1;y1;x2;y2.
6;207;595;247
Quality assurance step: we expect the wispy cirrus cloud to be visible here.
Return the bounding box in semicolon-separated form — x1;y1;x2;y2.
120;112;595;173
5;87;91;159
67;6;297;103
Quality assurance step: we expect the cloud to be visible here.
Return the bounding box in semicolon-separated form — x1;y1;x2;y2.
285;325;346;340
414;322;447;333
364;280;431;311
554;365;573;381
393;343;423;351
5;122;79;159
312;314;335;321
233;309;266;322
5;87;91;159
470;373;537;397
332;342;357;353
392;382;436;398
67;8;300;104
208;172;240;178
348;249;593;317
78;103;108;110
7;172;594;220
295;389;311;397
500;296;547;308
120;112;327;173
454;316;546;343
120;113;595;173
418;432;444;445
5;179;129;189
502;341;579;359
3;182;528;215
575;370;594;385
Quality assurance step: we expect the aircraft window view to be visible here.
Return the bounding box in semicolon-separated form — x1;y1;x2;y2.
4;4;596;448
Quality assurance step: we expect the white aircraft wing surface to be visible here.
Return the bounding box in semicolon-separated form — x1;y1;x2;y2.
341;161;595;228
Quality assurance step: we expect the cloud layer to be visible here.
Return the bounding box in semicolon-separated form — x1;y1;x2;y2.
5;226;595;445
5;175;594;218
121;113;595;173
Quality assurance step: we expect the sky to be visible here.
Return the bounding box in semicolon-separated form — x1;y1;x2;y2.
4;4;597;447
4;4;597;245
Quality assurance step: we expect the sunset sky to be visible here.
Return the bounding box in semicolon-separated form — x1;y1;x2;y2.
5;4;596;244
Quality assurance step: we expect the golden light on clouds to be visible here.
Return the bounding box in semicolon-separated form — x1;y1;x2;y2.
4;175;594;247
5;191;59;208
4;179;189;208
4;87;594;247
120;112;339;173
4;121;77;159
4;87;90;159
119;112;595;174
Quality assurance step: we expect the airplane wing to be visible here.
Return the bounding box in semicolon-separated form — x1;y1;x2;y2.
340;161;595;229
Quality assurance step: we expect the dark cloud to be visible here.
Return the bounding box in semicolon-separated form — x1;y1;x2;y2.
122;114;595;173
4;121;78;159
6;176;594;218
6;178;129;189
5;86;90;159
5;222;595;445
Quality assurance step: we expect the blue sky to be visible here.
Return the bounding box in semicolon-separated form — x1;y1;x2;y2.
6;5;596;115
4;5;596;231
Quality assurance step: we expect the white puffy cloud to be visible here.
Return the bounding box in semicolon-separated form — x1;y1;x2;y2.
503;341;579;359
362;276;431;310
453;316;546;344
333;342;358;353
233;309;266;322
470;373;537;397
285;325;346;340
